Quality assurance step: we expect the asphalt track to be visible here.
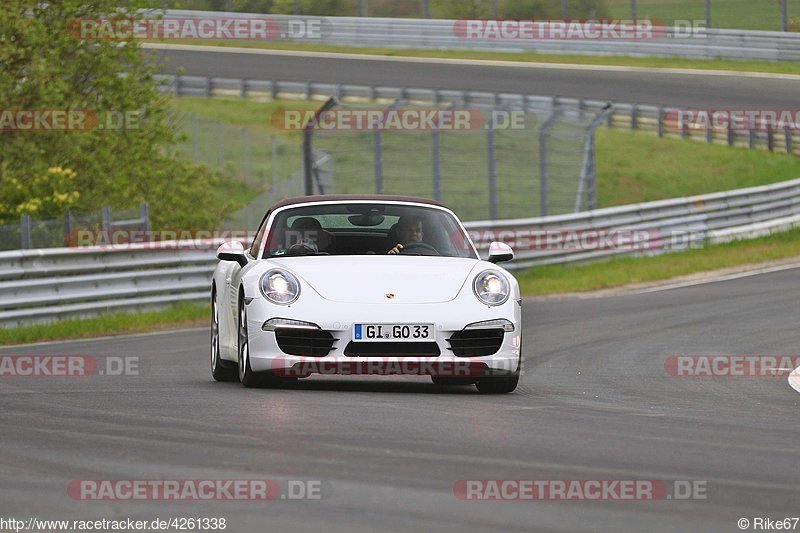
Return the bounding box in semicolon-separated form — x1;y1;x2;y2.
1;268;798;532
147;46;800;109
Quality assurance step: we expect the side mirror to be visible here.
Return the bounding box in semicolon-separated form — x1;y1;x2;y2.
487;241;514;264
217;240;248;268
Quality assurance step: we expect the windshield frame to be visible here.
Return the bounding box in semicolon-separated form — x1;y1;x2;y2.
257;200;479;260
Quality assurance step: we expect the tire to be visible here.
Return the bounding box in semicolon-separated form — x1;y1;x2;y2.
211;286;237;382
237;294;281;388
475;348;522;394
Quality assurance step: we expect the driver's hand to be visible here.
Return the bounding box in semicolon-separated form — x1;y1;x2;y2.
387;243;403;255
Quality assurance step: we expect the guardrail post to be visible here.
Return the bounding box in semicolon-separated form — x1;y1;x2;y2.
175;75;182;96
431;129;441;201
20;214;32;250
767;129;775;152
101;207;111;232
747;129;754;149
727;126;735;146
304;82;311;100
487;117;497;220
373;129;383;194
269;81;278;101
205;76;212;97
657;106;665;137
705;124;713;144
786;130;794;155
240;78;247;98
630;104;638;130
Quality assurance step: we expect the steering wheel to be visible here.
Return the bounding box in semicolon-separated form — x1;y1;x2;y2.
399;241;440;256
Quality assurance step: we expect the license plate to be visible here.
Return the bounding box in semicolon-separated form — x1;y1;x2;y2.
353;323;434;342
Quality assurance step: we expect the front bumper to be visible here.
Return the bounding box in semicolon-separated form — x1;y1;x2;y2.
244;297;522;377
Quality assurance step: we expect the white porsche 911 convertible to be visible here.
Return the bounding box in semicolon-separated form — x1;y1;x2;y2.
210;195;522;393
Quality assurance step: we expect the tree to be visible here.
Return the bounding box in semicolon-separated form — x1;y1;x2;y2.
0;0;225;227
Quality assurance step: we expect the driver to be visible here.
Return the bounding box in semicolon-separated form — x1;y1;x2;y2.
387;215;424;255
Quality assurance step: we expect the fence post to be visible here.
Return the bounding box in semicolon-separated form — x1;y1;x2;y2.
576;104;613;212
216;121;224;169
780;0;788;31
271;135;278;189
191;114;199;163
431;130;441;201
487;117;497;220
63;210;72;246
101;207;111;232
243;127;251;185
373;129;383;194
303;128;313;195
140;203;150;232
538;108;563;217
20;214;32;250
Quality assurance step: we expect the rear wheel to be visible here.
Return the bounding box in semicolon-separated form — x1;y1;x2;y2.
210;287;237;382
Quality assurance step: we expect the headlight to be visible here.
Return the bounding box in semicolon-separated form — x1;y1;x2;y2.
472;270;510;306
260;269;300;305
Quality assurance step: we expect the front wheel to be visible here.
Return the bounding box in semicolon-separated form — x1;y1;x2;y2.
475;349;522;394
237;295;281;388
211;287;237;382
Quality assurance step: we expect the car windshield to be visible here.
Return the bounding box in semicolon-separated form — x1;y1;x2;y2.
262;203;477;259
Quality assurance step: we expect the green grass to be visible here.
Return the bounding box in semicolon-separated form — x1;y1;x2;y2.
170;96;800;219
0;303;208;346
517;226;800;295
595;129;800;206
606;0;800;32
151;40;800;76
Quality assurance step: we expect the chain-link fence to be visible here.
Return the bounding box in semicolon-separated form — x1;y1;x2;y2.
298;101;609;221
0;204;150;251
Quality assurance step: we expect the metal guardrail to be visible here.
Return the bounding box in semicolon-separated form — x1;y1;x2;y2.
164;10;800;62
2;178;800;327
157;74;800;157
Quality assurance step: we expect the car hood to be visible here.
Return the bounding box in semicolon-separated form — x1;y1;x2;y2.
269;256;478;304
